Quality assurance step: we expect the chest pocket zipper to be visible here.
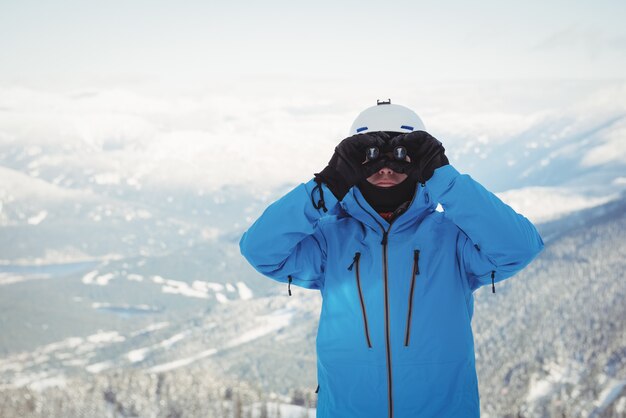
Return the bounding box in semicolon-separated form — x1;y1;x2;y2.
404;249;420;347
348;252;372;348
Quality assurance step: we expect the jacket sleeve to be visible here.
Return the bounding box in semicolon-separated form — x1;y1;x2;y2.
239;178;339;290
426;164;545;292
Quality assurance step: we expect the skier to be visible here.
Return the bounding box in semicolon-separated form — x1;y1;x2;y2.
239;100;544;417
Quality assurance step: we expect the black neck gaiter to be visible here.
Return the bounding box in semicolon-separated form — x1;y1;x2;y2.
357;177;418;213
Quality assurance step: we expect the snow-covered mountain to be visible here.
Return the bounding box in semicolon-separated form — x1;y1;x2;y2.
1;81;625;417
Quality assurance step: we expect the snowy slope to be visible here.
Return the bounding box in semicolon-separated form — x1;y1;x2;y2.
1;196;624;416
1;80;625;417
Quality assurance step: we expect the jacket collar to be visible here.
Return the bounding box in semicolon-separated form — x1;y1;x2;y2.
339;182;436;234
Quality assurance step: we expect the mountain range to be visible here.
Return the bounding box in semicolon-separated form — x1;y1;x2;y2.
0;82;625;417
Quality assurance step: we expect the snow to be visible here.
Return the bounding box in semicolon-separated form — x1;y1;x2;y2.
40;337;83;354
4;331;125;365
0;166;79;203
203;281;225;292
27;210;47;225
497;187;619;224
526;361;581;404
28;375;67;391
527;378;553;402
32;354;49;364
127;348;148;363
86;361;113;373
86;330;125;344
82;270;98;284
94;273;115;285
202;226;222;241
127;332;187;363
147;348;218;373
215;292;229;304
0;326;136;387
0;83;623;388
252;402;315;418
153;276;210;298
617;397;626;414
129;321;169;337
0;361;22;373
142;309;292;373
6;372;48;389
127;273;143;281
92;302;160;313
225;309;292;348
192;280;220;292
162;283;208;299
0;272;50;285
3;83;603;195
580;121;626;167
152;275;166;284
93;172;121;185
62;358;88;367
236;281;254;300
593;377;626;413
82;270;116;286
124;208;152;221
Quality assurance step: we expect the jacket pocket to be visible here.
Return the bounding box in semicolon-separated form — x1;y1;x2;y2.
404;249;420;346
348;252;372;348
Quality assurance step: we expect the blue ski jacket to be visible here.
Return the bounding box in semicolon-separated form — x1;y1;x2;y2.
239;164;544;417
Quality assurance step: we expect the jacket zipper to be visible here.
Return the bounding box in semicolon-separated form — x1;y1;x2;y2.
353;188;421;418
348;252;372;348
404;250;420;346
381;230;393;418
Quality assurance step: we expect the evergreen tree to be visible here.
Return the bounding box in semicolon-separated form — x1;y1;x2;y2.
259;401;268;418
233;394;243;418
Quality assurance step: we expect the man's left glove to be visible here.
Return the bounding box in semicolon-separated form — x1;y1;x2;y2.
387;131;449;183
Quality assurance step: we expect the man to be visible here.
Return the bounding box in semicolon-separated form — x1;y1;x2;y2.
239;101;544;417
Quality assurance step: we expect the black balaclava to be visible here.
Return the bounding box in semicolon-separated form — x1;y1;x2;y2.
357;176;418;213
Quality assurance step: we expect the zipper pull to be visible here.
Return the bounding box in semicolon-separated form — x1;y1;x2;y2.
348;252;361;271
381;230;389;246
287;275;293;296
491;271;496;293
413;250;420;276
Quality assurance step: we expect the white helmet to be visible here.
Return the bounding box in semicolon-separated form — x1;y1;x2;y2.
349;99;426;135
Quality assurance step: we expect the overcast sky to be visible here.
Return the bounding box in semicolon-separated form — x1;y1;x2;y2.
1;0;625;90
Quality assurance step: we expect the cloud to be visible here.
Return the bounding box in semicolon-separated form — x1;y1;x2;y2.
533;24;626;58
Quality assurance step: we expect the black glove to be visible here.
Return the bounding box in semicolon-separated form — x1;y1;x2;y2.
386;131;449;183
315;132;390;200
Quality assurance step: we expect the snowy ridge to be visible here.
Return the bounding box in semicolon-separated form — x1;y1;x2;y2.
496;186;621;225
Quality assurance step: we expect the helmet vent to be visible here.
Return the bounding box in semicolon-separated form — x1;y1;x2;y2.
400;125;414;131
356;127;368;133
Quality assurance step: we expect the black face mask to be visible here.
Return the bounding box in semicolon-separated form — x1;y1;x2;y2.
357;176;417;213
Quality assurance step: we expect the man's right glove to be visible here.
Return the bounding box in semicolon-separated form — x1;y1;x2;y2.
314;132;390;201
